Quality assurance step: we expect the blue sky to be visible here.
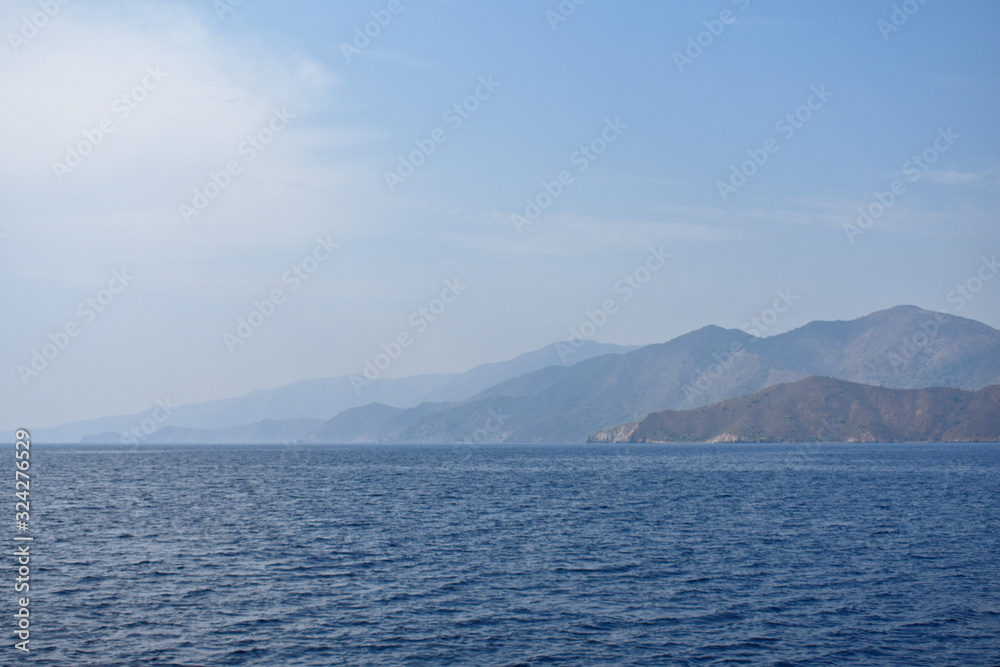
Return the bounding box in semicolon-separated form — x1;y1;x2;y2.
2;0;999;429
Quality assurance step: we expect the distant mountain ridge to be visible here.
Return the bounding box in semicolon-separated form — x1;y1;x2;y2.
305;306;1000;443
23;306;1000;445
751;306;1000;389
26;341;634;444
80;419;324;445
588;376;1000;443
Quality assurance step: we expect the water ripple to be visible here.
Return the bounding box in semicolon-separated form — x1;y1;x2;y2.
20;443;1000;666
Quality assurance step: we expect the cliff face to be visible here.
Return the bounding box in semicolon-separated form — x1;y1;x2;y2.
588;422;639;444
590;377;1000;444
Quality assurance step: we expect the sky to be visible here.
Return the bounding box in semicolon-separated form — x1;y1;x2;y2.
2;0;999;430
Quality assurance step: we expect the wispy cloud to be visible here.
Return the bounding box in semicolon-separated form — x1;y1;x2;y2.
357;49;439;69
924;164;1000;188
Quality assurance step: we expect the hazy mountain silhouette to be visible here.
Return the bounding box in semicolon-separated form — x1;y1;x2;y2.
32;341;633;443
306;306;1000;443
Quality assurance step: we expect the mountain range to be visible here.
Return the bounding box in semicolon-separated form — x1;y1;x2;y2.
303;305;1000;443
28;341;632;444
21;305;1000;444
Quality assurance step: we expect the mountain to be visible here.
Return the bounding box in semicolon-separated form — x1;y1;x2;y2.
589;377;1000;443
29;373;456;444
80;419;324;445
753;305;1000;389
303;403;455;445
305;306;1000;443
32;340;633;444
304;332;801;443
416;341;638;403
29;306;1000;445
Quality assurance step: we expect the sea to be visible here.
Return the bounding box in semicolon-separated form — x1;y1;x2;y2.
18;442;1000;666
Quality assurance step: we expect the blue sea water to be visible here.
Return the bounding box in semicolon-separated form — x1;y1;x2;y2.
19;443;1000;666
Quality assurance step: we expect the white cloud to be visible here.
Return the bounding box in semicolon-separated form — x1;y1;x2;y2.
0;0;396;288
355;49;438;69
924;164;1000;188
0;1;348;230
431;208;739;260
